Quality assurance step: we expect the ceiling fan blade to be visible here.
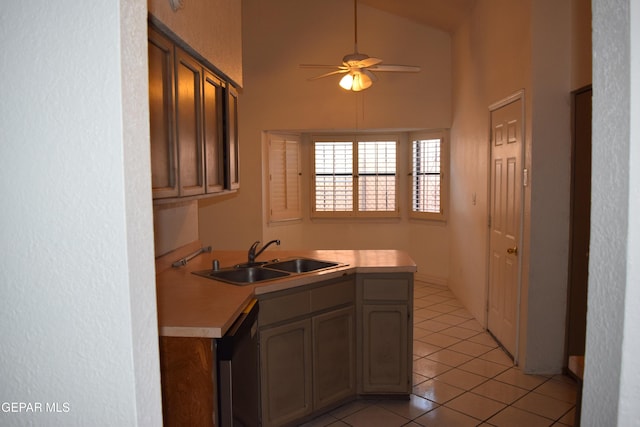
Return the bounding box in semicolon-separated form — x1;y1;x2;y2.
362;68;377;82
308;69;349;81
368;64;421;72
358;57;383;68
300;64;344;69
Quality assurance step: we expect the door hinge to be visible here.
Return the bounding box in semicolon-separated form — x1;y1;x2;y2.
488;215;492;228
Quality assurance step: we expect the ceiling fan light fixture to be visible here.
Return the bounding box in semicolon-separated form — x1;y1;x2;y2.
339;73;354;90
352;71;373;91
339;70;373;92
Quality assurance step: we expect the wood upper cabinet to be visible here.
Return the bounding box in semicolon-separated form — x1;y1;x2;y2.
175;47;205;197
148;25;239;201
203;70;225;194
148;28;178;199
225;86;240;190
358;273;413;395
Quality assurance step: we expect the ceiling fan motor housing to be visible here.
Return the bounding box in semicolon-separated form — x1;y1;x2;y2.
343;52;370;66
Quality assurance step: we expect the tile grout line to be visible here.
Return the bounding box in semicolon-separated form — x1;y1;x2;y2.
412;282;578;426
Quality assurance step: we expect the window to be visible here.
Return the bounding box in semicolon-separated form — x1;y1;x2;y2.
410;132;447;220
313;136;398;217
267;133;301;222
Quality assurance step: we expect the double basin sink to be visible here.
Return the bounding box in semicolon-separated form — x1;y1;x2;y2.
193;257;345;286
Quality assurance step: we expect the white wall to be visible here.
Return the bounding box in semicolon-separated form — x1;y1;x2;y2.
449;0;534;328
450;0;575;373
525;0;572;373
0;1;162;426
199;0;453;284
449;0;534;358
583;0;640;424
148;0;243;86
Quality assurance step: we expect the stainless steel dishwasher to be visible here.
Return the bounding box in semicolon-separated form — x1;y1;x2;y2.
216;299;260;427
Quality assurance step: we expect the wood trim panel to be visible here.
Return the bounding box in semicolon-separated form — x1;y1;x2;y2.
159;336;215;427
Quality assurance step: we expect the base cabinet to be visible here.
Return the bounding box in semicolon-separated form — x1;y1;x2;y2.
158;272;413;427
361;305;408;393
258;277;356;427
358;273;413;395
259;319;313;427
313;306;356;411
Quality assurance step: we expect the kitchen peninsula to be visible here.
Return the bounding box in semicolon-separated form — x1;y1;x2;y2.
156;241;417;427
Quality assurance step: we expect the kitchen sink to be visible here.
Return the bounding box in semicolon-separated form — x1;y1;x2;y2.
193;257;346;286
193;266;291;286
263;258;340;273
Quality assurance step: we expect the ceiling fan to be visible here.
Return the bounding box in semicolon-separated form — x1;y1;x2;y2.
300;0;421;92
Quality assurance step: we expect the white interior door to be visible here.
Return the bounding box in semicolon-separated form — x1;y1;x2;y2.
487;95;523;359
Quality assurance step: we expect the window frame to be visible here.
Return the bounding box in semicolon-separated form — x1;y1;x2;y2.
311;134;400;219
409;130;448;222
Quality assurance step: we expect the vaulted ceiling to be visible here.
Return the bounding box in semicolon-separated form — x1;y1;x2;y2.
359;0;476;33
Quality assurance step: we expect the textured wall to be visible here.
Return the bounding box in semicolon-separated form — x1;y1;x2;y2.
0;1;161;425
583;0;639;424
618;1;640;420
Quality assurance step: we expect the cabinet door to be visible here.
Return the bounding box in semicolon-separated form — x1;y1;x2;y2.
225;86;240;190
148;29;178;199
202;70;225;194
313;306;356;411
175;48;205;196
260;319;312;427
361;304;409;394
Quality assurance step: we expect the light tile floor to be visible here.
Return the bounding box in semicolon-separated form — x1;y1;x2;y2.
302;281;578;427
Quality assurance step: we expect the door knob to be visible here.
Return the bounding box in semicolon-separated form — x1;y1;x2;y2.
507;246;518;255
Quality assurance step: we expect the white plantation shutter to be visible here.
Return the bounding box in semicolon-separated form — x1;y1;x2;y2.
268;134;301;222
314;141;353;212
358;141;397;212
312;136;398;217
410;132;447;221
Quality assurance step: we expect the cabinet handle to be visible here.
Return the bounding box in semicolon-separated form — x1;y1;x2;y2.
506;246;518;256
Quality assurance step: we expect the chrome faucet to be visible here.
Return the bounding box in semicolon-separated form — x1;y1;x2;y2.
247;239;280;265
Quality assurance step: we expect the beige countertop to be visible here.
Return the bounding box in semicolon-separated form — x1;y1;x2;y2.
156;242;417;339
